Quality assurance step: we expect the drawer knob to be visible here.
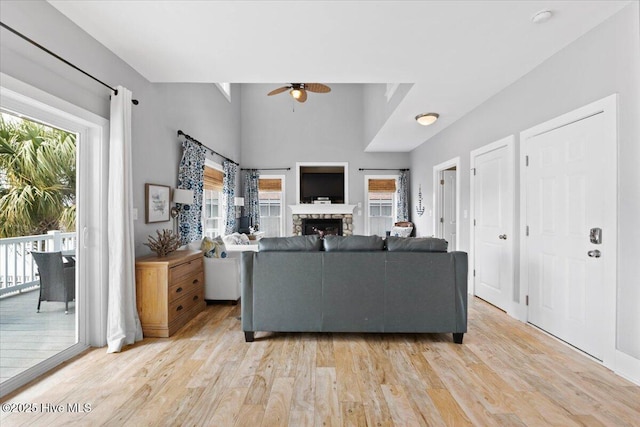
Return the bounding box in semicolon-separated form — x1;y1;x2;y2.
176;287;183;293
193;295;199;301
176;305;183;312
192;279;199;284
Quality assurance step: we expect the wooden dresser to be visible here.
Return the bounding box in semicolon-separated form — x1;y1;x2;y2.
135;250;205;337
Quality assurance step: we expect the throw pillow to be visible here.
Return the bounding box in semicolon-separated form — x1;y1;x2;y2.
201;236;227;258
201;236;215;257
223;232;251;246
391;226;413;237
212;236;227;258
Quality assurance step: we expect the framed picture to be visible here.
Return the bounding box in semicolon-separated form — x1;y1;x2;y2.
145;184;171;223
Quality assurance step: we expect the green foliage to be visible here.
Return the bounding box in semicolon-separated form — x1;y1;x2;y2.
0;113;76;238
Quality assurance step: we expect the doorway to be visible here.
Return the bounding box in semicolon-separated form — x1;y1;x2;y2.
433;158;460;251
520;95;617;363
0;75;108;397
470;136;514;311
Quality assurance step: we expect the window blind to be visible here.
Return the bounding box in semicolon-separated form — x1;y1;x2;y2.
204;166;224;191
368;178;396;193
259;178;282;192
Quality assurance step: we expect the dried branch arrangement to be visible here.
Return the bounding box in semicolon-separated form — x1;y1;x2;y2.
144;229;181;257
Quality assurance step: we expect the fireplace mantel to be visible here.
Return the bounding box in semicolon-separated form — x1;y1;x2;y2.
289;204;356;215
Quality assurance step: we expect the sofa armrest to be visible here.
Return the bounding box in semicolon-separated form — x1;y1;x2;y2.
452;251;468;333
241;251;254;331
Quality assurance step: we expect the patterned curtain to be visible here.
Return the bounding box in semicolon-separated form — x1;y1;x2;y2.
244;169;260;230
223;160;238;235
396;170;409;222
177;140;206;245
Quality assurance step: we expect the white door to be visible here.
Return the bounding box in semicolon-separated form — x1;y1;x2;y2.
525;113;607;360
472;139;514;311
441;169;457;250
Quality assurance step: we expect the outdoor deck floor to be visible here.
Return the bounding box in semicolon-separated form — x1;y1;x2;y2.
0;290;75;383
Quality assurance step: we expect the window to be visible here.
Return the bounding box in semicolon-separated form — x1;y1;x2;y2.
365;176;397;236
258;176;285;237
202;163;224;238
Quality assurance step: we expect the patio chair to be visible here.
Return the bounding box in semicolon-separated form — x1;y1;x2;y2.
31;251;76;314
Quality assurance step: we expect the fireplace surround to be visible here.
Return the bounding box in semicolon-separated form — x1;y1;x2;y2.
289;203;356;236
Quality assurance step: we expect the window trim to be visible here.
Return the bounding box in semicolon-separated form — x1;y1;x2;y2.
364;174;399;236
259;174;285;237
202;160;224;238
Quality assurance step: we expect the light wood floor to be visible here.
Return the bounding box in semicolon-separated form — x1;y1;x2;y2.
1;297;638;426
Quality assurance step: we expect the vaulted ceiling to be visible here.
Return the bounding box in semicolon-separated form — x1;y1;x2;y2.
49;0;630;151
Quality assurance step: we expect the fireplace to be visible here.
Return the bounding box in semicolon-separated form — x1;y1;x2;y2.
292;213;353;236
302;218;342;236
290;204;356;237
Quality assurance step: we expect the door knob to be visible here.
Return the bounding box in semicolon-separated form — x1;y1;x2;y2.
588;250;601;258
498;234;507;240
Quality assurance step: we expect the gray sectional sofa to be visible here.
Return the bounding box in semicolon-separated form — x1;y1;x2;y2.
241;235;468;343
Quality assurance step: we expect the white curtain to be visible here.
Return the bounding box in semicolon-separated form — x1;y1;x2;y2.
106;86;142;353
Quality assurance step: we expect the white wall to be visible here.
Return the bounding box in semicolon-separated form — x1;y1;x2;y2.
410;3;640;361
0;0;241;256
362;83;413;148
240;84;410;235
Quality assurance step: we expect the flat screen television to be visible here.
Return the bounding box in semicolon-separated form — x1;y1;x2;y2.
300;172;344;204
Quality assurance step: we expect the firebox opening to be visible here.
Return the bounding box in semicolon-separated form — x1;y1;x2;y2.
302;218;343;236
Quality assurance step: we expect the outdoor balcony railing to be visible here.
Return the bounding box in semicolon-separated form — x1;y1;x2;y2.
0;231;76;297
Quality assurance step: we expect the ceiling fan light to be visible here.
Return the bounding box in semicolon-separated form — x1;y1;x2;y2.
291;88;303;99
415;113;439;126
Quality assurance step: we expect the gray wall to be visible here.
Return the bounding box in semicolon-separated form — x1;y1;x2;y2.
240;84;410;235
0;0;241;256
410;3;640;360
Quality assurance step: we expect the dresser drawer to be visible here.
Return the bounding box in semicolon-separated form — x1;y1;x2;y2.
168;286;204;324
168;271;204;302
170;256;203;283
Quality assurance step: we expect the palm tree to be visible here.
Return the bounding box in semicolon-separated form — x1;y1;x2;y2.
0;113;76;238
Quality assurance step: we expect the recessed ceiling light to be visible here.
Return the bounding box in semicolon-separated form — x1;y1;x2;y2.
415;113;439;126
532;10;553;24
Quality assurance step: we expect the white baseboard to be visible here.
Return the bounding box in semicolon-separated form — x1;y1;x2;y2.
615;350;640;386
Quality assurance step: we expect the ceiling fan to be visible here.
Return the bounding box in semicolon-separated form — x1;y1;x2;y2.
267;83;331;103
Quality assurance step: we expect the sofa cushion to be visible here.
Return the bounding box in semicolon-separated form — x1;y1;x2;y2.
386;236;448;252
323;235;385;252
258;235;322;252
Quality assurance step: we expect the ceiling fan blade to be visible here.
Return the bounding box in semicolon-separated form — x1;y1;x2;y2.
296;89;308;103
267;86;290;96
304;83;331;93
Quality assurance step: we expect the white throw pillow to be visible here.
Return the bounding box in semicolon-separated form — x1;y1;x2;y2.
391;226;413;237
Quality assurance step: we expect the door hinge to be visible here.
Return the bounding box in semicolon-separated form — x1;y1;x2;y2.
440;179;445;185
473;219;476;226
526;295;529;306
525;155;529;167
440;217;444;223
473;269;476;277
472;168;476;176
526;225;529;236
